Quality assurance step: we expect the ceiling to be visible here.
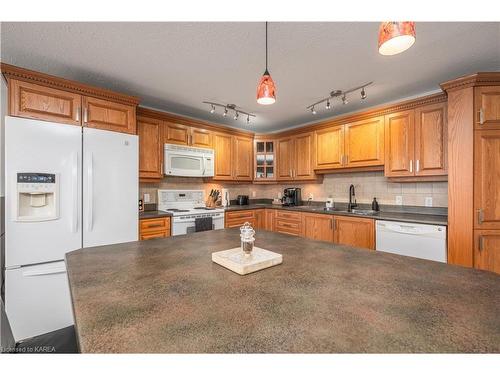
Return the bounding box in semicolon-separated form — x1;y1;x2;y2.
1;22;499;132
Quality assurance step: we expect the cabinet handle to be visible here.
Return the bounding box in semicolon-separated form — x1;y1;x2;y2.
75;107;80;122
146;223;164;228
83;108;88;123
416;159;420;172
479;236;484;251
477;209;484;224
409;160;413;173
478;108;484;125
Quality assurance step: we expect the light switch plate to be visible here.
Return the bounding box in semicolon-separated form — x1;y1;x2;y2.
252;191;256;198
143;193;150;203
395;196;403;205
425;197;433;207
308;193;314;200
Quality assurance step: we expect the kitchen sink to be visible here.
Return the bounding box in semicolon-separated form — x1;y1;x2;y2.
349;209;378;216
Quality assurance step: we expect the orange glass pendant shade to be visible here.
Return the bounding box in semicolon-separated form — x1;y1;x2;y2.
257;69;276;105
378;22;416;56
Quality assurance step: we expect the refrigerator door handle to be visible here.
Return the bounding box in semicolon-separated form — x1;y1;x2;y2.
87;152;94;232
71;151;79;233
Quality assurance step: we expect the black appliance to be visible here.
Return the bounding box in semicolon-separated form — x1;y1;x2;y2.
282;188;301;206
236;195;249;205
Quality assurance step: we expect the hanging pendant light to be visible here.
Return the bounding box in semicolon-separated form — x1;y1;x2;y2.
257;22;276;105
378;22;416;56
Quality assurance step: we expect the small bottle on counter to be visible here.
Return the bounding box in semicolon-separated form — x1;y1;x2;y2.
240;222;255;257
372;197;380;212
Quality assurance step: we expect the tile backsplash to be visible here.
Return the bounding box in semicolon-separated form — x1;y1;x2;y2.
140;171;448;207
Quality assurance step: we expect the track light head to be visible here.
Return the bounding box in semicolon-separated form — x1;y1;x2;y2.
234;111;239;120
210;104;216;114
326;100;331;110
246;115;250;125
311;106;317;115
361;88;367;100
222;108;228;117
342;95;348;105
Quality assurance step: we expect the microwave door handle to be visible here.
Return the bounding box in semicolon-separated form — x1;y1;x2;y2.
202;157;206;175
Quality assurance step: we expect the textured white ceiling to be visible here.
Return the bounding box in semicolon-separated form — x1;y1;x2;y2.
1;22;499;132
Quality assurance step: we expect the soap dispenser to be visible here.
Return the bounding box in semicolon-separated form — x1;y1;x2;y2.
371;197;380;212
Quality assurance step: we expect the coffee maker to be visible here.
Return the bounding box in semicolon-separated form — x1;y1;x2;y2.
282;188;302;206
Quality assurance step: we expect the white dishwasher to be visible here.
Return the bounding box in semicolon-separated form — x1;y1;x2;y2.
376;220;447;263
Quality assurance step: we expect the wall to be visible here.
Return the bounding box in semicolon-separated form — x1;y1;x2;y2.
140;171;448;208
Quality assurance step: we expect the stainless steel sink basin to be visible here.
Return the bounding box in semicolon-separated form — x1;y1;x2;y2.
350;209;378;216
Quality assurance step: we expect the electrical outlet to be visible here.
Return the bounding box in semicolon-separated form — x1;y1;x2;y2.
143;193;151;203
395;195;403;205
308;193;314;200
425;197;433;207
252;191;256;198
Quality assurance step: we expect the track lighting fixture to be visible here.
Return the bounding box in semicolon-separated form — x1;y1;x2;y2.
203;101;255;124
306;82;373;115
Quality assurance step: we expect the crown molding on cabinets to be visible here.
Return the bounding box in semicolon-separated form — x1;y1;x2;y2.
0;63;140;106
440;72;500;93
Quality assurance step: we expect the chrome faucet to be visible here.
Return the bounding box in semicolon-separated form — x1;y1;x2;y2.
348;184;358;212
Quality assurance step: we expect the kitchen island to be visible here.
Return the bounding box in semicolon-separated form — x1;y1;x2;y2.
66;229;500;353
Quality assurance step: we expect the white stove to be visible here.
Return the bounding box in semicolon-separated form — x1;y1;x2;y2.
157;190;225;235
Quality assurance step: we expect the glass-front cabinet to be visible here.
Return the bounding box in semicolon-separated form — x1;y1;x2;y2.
254;140;276;181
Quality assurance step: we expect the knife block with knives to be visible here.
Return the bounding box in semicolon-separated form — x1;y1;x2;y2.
206;189;222;208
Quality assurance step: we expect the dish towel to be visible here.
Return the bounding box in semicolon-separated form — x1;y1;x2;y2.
195;217;213;232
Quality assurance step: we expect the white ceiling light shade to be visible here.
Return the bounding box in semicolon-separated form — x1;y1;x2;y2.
378;22;416;56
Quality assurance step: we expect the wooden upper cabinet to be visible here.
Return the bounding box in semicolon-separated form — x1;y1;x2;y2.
474;130;500;230
83;96;136;134
9;79;81;126
475;86;500;129
213;132;233;180
344;116;384;168
163;121;190;145
277;137;294;180
233;136;253;181
415;103;447;176
137;116;163;180
333;216;375;250
474;230;500;274
303;213;334;242
294;132;315;180
315;125;344;170
190;128;212;148
384;110;415;177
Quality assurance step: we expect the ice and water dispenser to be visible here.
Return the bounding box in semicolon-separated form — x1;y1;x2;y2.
15;172;59;221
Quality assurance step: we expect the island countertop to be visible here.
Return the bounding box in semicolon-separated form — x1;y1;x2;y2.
66;229;499;353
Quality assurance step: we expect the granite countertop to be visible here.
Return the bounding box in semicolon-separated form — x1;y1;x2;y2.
224;204;448;226
139;210;172;219
66;229;499;353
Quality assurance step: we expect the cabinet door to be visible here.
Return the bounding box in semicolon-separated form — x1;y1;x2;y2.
474;230;500;274
303;213;334;242
213;133;233;180
264;209;275;231
137;116;163;179
384;110;415;177
344;116;384;167
9;79;81;126
277;137;294;180
233;136;253;181
314;125;344;169
254;209;265;230
83;96;136;134
190;127;212;148
414;103;447;176
333;216;375;250
294;132;316;180
163;121;190;145
474;130;500;229
475;86;500;130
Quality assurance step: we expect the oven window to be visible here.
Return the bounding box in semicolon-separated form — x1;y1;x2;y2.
170;156;202;171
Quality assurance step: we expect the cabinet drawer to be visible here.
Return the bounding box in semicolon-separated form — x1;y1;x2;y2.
275;210;302;222
140;230;169;241
275;219;302;236
226;210;255;220
226;218;256;229
140;217;170;233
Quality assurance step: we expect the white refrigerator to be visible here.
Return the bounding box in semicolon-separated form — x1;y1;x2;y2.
4;116;138;341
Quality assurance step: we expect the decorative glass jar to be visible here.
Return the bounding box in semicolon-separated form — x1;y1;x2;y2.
240;222;255;257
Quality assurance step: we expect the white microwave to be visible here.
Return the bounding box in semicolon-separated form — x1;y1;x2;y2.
164;144;214;177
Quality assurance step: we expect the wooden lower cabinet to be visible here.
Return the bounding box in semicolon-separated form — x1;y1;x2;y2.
254;209;265;230
474;230;500;274
225;210;256;228
264;209;276;231
139;217;171;240
333;216;375;250
274;210;303;236
302;213;334;242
